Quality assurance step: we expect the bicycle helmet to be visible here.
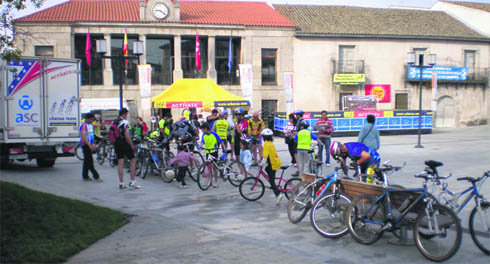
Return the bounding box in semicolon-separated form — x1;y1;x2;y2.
234;108;244;115
261;128;273;136
221;110;228;115
299;120;309;129
295;109;305;115
330;141;343;160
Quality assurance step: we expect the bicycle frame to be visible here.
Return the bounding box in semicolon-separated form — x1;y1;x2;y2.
437;175;487;215
293;169;340;207
251;166;289;191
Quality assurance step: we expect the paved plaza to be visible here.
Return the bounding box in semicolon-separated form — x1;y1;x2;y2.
1;125;489;264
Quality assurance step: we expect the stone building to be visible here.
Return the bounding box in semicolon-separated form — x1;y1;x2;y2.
274;4;490;127
13;0;296;124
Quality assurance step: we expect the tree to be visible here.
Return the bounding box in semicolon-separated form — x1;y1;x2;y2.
1;0;44;61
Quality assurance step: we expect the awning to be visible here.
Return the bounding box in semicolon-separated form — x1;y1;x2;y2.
152;78;250;109
80;98;128;113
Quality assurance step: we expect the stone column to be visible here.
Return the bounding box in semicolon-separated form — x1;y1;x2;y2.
173;35;183;81
102;34;113;86
207;35;217;82
139;34;147;65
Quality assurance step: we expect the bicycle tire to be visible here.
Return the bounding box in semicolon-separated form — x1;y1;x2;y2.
287;182;312;224
346;194;385;245
75;144;84;160
108;146;116;168
414;203;462;262
310;192;352;238
469;203;490;255
239;177;265;201
197;164;213;191
159;157;173;183
96;143;106;165
141;156;150;179
284;178;301;200
226;161;246;187
188;151;203;182
135;149;145;177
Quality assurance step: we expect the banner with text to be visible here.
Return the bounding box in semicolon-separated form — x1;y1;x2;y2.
334;74;365;85
138;64;152;110
239;64;253;106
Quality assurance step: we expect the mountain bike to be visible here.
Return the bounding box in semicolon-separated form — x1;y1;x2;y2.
422;160;489;255
197;149;245;190
141;139;174;182
239;164;300;201
346;170;462;262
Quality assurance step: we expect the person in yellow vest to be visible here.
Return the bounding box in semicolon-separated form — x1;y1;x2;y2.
249;112;265;165
200;122;226;188
294;120;322;175
261;128;283;205
212;111;230;159
92;114;103;146
182;109;190;121
158;115;171;139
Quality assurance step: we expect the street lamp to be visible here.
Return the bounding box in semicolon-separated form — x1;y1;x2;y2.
96;39;144;109
407;52;436;148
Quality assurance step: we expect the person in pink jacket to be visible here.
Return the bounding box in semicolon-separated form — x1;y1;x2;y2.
169;144;200;188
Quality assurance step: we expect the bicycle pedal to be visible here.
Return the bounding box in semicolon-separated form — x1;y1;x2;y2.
378;222;392;233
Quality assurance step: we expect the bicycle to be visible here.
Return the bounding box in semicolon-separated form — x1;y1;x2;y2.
308;144;323;175
95;136;110;165
239;164;300;201
422;160;489;255
346;169;462;262
174;141;204;183
197;148;245;190
140;139;174;183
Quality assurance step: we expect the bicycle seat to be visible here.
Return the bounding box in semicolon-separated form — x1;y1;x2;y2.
280;165;289;170
425;160;443;168
308;150;314;154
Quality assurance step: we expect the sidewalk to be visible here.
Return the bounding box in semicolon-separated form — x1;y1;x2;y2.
0;125;488;264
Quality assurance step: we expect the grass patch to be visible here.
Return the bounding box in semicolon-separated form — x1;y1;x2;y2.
0;181;127;263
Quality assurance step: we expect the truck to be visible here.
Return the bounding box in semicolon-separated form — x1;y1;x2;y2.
0;57;81;168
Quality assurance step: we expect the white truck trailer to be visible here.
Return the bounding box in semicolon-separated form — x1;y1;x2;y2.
0;57;81;168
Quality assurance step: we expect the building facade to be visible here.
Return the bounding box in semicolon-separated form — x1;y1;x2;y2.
14;0;296;124
275;5;490;127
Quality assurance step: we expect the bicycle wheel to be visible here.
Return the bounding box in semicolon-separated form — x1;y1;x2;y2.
469;203;490;255
135;149;146;177
346;194;385;244
197;164;213;191
287;182;312;224
108;146;116;168
159;156;173;183
310;192;352;238
188;151;203;182
141;156;151;179
239;177;265;201
226;160;246;187
414;203;462;262
96;143;106;165
75;144;84;160
283;178;301;200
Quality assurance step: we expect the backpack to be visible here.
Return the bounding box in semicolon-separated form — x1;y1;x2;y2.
109;118;123;143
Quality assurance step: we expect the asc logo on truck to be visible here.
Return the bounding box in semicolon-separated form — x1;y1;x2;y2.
16;95;39;124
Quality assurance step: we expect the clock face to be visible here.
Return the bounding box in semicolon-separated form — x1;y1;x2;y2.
152;3;169;20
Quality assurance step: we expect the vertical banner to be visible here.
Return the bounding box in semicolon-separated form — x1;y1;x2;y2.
284;72;294;114
432;71;438;112
239;64;253;106
138;64;152;110
365;84;391;103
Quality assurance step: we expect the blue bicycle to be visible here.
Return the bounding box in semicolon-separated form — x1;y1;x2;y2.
422;160;489;255
346;164;462;262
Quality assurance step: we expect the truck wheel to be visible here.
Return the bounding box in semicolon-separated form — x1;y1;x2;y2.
36;158;56;168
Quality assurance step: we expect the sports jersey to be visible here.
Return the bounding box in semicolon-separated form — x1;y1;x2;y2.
214;119;229;140
263;141;281;171
248;118;264;136
80;121;94;145
201;131;223;154
344;142;380;165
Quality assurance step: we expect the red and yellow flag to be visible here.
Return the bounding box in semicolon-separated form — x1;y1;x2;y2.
123;28;128;66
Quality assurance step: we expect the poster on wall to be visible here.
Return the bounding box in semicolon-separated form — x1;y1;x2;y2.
284;72;294;115
239;64;253;105
342;95;377;111
138;64;152;110
365;84;391;103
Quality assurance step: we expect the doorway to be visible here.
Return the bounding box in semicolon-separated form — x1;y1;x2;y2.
436;96;455;128
261;100;277;129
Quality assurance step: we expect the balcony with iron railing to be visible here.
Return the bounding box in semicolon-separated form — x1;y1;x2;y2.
332;60;365;74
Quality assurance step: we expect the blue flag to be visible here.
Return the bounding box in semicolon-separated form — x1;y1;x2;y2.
228;37;233;73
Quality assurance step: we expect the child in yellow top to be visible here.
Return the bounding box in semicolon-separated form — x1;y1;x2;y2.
260;128;283;205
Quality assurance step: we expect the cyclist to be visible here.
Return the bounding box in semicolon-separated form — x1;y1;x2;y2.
164;117;197;150
261;128;283;205
233;108;248;161
330;141;381;183
158;114;171;139
212;111;230;159
248;112;265;166
295;120;322;175
200;122;226;187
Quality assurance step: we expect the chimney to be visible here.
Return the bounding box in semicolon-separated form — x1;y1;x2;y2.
174;0;180;21
140;0;147;21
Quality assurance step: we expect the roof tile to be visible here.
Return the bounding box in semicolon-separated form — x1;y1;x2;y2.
274;5;489;40
15;0;296;28
443;1;490;12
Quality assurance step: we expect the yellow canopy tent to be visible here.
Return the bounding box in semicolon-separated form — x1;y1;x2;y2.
152;78;250;108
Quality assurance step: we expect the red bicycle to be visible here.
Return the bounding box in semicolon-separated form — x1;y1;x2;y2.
239;164;300;201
